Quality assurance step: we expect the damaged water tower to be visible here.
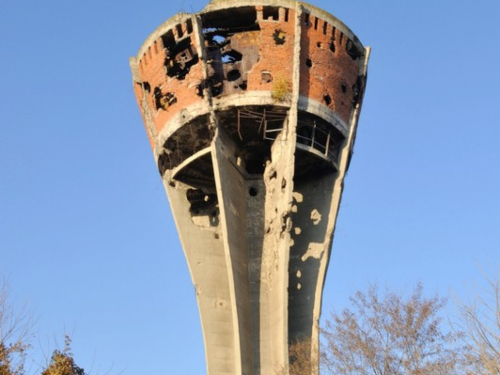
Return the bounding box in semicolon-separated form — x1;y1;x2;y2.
130;0;369;374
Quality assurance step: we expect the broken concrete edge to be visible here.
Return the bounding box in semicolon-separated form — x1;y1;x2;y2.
131;0;366;68
309;45;371;351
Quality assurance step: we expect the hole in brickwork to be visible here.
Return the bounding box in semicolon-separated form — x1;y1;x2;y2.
273;29;286;45
227;69;241;82
221;49;242;63
341;82;347;94
164;36;199;80
261;71;273;83
263;7;279;21
154;87;177;110
306;58;312;68
323;94;331;105
249;187;258;196
142;81;151;93
317;41;322;48
186;19;193;34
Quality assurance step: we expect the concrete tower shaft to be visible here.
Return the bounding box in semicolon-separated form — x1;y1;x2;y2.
130;1;369;374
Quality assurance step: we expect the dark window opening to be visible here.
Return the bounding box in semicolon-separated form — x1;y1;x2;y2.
346;39;361;60
332;27;336;39
329;39;335;52
153;41;158;53
339;32;344;45
142;81;151;93
306;58;312;68
176;24;184;38
352;76;363;107
273;29;286;45
304;13;310;26
263;7;279;21
323;93;331;105
201;7;258;30
227;69;241;82
161;30;176;52
186;19;193;34
323;21;328;35
284;8;289;22
314;17;319;30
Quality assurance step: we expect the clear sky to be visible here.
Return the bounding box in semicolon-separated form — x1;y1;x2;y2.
1;0;499;374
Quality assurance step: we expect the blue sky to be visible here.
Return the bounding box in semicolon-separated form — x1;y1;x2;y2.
1;0;499;374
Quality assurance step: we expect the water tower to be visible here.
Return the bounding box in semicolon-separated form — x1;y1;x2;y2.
130;1;369;374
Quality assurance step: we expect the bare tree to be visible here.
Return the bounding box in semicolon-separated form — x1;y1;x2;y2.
276;339;319;375
0;281;31;375
321;284;468;375
0;281;88;375
458;272;500;374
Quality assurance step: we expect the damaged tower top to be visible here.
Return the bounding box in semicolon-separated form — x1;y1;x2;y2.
130;0;369;374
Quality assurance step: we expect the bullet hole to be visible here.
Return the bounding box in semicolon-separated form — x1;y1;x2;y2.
239;82;247;90
341;82;347;94
273;29;286;45
281;178;287;189
142;81;151;93
317;41;322;48
214;232;219;239
323;94;332;105
227;69;241;82
261;71;273;83
249;187;258;196
306;58;312;68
